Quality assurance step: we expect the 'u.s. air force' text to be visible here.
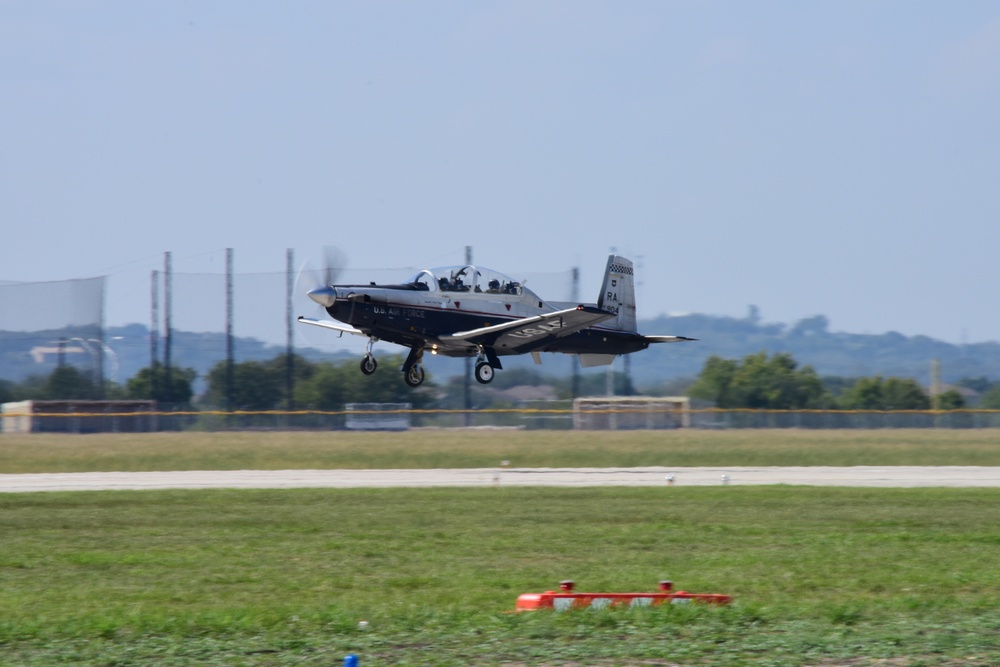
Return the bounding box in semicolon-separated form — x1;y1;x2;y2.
373;306;426;318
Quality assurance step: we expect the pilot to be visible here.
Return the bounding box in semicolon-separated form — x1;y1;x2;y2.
488;279;500;293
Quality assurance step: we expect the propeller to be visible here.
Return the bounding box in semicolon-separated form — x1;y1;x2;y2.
295;246;347;300
320;245;346;287
294;246;349;343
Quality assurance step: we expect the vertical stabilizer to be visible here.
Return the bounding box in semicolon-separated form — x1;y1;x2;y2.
597;255;637;333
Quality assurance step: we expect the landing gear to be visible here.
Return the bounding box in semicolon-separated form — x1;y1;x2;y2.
475;361;495;384
473;346;501;384
360;355;377;375
404;364;425;387
360;337;378;375
401;346;426;387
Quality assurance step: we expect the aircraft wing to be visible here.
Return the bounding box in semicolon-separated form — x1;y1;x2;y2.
439;305;614;352
297;316;368;338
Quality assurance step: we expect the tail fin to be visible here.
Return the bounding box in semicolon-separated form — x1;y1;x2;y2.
597;255;637;333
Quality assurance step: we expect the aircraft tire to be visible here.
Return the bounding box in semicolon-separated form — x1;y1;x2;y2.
360;355;377;375
474;362;495;384
404;365;425;387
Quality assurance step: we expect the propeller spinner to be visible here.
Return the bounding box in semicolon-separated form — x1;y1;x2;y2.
298;245;347;309
307;285;337;308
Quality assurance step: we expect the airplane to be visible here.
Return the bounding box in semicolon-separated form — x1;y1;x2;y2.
297;254;694;387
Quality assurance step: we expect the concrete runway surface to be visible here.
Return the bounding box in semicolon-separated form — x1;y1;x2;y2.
1;466;999;493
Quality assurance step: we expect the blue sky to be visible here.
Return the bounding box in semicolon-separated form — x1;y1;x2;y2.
2;2;999;344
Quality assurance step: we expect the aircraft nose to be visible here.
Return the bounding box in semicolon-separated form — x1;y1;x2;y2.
307;285;337;308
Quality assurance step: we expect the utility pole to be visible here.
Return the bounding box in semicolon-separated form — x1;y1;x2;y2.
286;248;295;412
226;248;234;414
605;247;617;398
571;266;580;399
150;269;159;400
464;245;473;426
164;252;172;403
931;358;941;409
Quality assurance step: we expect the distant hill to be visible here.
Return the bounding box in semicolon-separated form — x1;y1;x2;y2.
634;313;1000;388
3;315;998;391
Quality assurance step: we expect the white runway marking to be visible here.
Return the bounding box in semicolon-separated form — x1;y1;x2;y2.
1;466;999;493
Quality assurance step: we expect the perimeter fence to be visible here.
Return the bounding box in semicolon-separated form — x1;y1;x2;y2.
4;407;1000;433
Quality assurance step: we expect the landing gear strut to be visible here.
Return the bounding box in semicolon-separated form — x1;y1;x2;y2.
402;347;426;387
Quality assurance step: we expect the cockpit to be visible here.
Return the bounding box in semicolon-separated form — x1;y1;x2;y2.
406;265;524;296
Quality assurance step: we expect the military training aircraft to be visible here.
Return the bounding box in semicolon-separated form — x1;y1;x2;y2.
297;254;694;387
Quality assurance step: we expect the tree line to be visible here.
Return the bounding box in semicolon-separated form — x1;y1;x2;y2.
3;351;1000;411
686;352;996;410
0;354;431;411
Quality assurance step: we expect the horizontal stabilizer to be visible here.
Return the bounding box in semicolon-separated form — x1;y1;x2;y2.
644;335;698;344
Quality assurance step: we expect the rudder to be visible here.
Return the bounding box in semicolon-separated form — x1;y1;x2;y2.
597;255;637;333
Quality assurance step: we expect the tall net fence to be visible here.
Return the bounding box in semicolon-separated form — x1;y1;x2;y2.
168;266;424;360
0;277;105;383
166;265;577;361
0;259;579;388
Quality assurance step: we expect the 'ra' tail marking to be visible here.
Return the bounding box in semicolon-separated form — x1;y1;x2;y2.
597;255;637;333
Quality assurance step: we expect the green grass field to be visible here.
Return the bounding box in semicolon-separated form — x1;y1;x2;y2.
3;428;1000;472
2;430;999;665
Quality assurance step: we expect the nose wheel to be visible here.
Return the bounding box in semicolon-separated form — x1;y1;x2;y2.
359;337;379;375
474;362;495;384
360;355;377;375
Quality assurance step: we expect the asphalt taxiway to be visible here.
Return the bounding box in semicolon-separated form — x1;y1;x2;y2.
2;466;998;493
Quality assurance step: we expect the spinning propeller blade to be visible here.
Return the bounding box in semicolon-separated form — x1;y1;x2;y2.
295;245;347;296
302;246;348;307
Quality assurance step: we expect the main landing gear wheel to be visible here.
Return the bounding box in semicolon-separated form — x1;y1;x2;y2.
404;364;425;387
474;362;495;384
360;355;377;375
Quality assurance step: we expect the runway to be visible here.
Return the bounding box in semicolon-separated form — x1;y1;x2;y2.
2;466;999;492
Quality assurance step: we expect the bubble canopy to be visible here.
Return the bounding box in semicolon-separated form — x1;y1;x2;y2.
406;265;527;296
